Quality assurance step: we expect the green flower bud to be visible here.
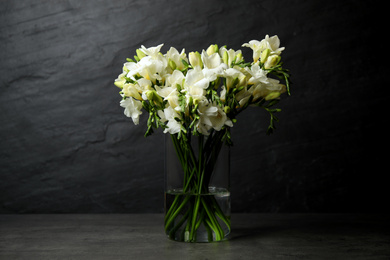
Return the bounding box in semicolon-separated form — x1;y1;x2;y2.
122;65;129;73
224;106;231;114
235;52;243;63
144;90;154;101
136;49;146;60
222;51;229;65
188;51;203;68
264;55;281;69
260;49;271;64
168;59;177;70
145;90;163;104
265;91;281;100
193;98;201;105
188;96;193;107
114;72;126;89
206;44;218;55
191;103;199;114
114;80;124;89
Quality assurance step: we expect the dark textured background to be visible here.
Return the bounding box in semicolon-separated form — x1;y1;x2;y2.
0;0;387;213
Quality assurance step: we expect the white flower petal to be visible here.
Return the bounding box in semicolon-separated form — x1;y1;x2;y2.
201;51;222;69
120;98;143;125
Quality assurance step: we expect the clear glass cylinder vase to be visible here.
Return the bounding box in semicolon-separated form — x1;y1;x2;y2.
164;133;231;242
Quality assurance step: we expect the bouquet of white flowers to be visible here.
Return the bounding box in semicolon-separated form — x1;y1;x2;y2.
114;35;291;242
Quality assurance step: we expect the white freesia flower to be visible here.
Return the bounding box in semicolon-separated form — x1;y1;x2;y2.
125;44;169;83
155;85;174;98
124;61;138;76
242;35;284;61
122;83;142;100
201;50;228;81
201;50;221;69
139;44;164;58
262;35;285;54
203;64;227;83
185;84;206;102
166;47;187;71
156;85;180;110
197;100;233;134
235;86;252;107
219;47;243;67
120;98;143;125
125;78;153;101
244;64;269;85
160;70;185;109
137;78;153;93
242;40;263;61
159;106;182;134
252;78;286;101
126;56;167;83
185;66;210;90
223;67;246;91
165;70;185;89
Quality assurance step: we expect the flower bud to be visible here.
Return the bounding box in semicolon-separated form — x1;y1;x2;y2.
260;49;271;64
168;59;177;70
145;90;163;104
264;55;281;69
114;80;124;89
191;103;199;114
123;83;143;100
136;49;146;60
122;65;129;73
187;96;193;107
222;51;229;65
114;72;126;89
224;106;231;114
206;44;218;55
235;52;243;63
265;91;281;100
193;98;201;105
145;90;154;101
189;51;203;68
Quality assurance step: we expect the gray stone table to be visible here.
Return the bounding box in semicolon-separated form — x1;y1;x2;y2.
1;214;389;259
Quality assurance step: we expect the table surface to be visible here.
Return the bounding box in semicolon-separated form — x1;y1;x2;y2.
1;214;389;259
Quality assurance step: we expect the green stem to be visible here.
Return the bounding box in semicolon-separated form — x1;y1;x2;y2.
168;207;191;239
165;195;191;231
201;198;223;240
165;133;230;242
203;218;214;242
189;195;200;241
164;195;180;222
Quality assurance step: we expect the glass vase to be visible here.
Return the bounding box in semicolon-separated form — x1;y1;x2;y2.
164;132;231;242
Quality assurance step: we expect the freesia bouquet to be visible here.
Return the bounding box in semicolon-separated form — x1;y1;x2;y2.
114;35;291;242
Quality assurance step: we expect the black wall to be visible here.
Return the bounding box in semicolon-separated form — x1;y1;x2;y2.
0;0;387;213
